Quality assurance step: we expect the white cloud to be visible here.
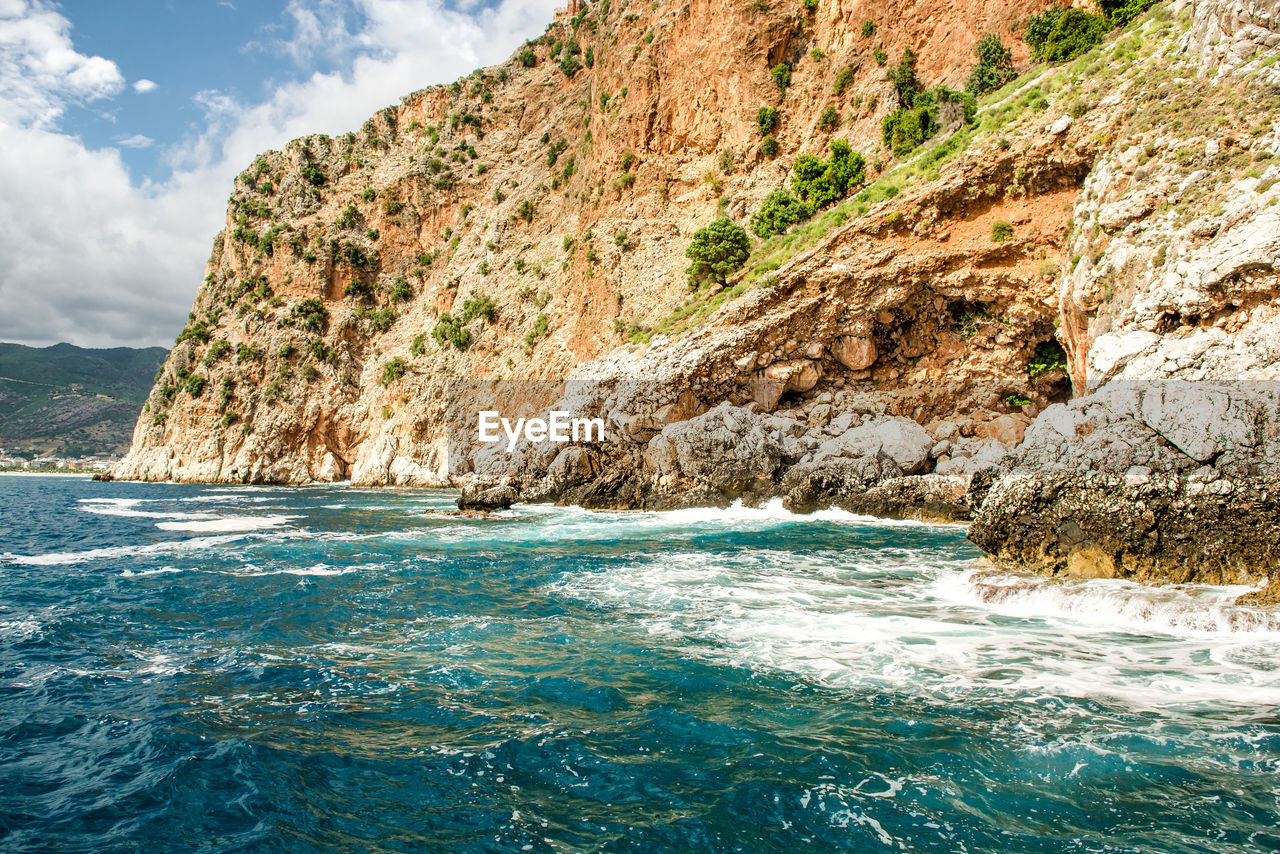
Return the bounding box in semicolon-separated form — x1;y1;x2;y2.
132;78;157;93
0;0;558;348
0;0;124;126
116;132;153;148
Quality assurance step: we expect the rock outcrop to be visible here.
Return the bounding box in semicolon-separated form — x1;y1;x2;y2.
969;383;1280;599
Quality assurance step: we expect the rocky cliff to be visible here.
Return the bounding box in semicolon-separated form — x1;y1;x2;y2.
117;0;1280;600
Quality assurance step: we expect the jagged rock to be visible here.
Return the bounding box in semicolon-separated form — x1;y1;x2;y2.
457;481;518;511
644;402;785;499
970;382;1280;601
813;417;934;474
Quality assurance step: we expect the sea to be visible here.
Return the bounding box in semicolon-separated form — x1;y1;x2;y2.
1;474;1278;852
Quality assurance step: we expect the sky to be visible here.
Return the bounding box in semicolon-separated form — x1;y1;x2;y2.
0;0;558;349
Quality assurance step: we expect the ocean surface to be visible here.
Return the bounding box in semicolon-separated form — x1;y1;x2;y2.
1;474;1278;852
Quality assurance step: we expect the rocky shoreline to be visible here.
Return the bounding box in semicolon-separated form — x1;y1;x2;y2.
449;379;1280;606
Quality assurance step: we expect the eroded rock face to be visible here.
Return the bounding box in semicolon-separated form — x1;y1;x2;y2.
969;382;1280;597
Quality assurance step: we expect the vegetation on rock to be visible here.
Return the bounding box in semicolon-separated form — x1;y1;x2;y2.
686;218;751;288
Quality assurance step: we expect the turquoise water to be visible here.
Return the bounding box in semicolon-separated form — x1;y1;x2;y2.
1;474;1278;852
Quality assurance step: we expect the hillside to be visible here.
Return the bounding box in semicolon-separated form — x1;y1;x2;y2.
115;0;1280;599
0;343;168;458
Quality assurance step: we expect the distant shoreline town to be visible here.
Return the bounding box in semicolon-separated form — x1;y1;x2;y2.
0;449;114;473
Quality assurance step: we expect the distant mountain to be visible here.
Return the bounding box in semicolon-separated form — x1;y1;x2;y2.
0;343;168;458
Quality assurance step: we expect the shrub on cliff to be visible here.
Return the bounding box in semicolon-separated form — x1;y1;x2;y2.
761;135;779;157
287;299;329;334
1025;6;1109;62
389;277;413;303
750;189;812;238
460;292;496;323
183;374;206;397
882;105;933;157
833;65;854;95
686;217;751;288
756;106;779;135
518;46;537;67
886;48;922;107
818;105;840;131
379;358;408;386
964;34;1017;96
1097;0;1157;26
344;277;375;300
358;307;397;332
432;314;471;349
791;139;865;208
770;63;791;95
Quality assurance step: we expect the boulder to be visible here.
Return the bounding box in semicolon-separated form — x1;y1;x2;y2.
457;480;518;511
831;335;877;371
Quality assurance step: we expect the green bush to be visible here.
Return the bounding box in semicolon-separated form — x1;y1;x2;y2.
761;135;779;157
818;105;840;131
886;48;922;107
964;34;1016;96
833;65;854;95
337;204;359;229
861;19;876;37
1098;0;1157;26
288;299;329;334
991;219;1014;242
1026;6;1109;63
518;46;537;67
344;277;375;300
389;277;413;302
802;0;817;11
176;320;212;345
686;217;751;288
205;339;231;363
882;106;934;157
460;292;496;322
791;139;866;208
355;306;395;332
184;373;206;397
517;200;536;222
432;313;471;349
411;334;426;357
301;164;326;186
770;63;791;94
750;188;813;237
756;106;780;135
380;358;408;386
524;313;550;349
873;47;887;66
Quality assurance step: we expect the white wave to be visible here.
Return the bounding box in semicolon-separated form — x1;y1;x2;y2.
5;534;250;566
445;498;961;547
120;567;186;578
552;550;1280;712
948;570;1280;637
155;514;296;532
79;498;211;521
177;495;281;503
0;615;42;641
